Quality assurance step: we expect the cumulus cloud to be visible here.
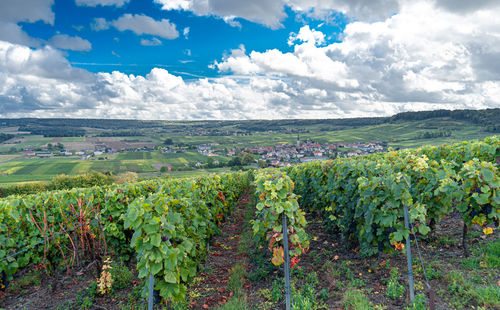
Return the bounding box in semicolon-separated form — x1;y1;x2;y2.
154;0;286;28
213;1;500;114
0;41;92;81
75;0;129;7
112;14;179;39
0;0;54;25
0;0;53;47
1;0;500;120
153;0;400;28
140;37;162;46
0;22;41;47
49;34;92;51
91;18;110;31
154;0;500;29
433;0;500;14
288;25;325;46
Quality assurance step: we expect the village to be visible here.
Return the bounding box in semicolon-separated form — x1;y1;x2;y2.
196;135;386;167
15;134;386;170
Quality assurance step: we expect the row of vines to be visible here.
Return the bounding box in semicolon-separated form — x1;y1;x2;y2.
0;171;250;302
276;136;499;258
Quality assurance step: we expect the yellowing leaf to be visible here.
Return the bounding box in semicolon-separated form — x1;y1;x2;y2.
483;227;493;235
271;247;284;266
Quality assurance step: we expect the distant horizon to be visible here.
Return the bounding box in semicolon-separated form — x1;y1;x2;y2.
0;107;498;122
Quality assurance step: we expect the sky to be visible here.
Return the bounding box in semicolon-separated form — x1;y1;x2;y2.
0;0;499;120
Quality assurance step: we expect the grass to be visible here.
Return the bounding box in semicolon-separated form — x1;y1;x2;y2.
0;150;230;184
343;288;374;310
442;238;500;309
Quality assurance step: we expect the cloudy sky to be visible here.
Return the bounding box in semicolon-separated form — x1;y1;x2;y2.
0;0;499;119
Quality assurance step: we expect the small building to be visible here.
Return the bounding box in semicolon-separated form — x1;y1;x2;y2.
22;151;36;157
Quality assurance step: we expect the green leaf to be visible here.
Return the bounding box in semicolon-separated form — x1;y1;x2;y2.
418;224;431;235
475;193;490;205
481;168;494;182
164;270;178;284
150;262;162;275
150;233;161;248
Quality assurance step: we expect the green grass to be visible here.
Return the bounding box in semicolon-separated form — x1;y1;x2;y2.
343;288;374;310
60;137;85;142
0;151;229;184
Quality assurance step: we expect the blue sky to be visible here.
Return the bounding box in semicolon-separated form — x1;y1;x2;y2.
20;1;347;78
0;0;499;119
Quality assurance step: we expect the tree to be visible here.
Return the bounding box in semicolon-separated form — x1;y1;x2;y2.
241;153;255;165
229;156;241;166
164;138;173;145
258;160;267;168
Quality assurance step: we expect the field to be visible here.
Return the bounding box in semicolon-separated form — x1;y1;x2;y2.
0;151;230;185
0;110;497;185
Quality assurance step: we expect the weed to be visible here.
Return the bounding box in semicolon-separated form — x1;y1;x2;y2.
111;259;134;290
435;234;456;247
406;293;427;310
349;278;366;288
343;288;374;310
218;295;248;310
318;288;328;301
271;279;283;303
305;271;319;287
291;266;306;279
386;268;405;300
228;264;246;297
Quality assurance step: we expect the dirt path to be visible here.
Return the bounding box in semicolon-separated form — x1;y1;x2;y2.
186;188;252;309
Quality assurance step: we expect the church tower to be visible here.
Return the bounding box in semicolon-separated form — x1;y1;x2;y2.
297;133;300;148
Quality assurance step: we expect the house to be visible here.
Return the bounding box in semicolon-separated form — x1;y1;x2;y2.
37;152;53;158
22;151;36;157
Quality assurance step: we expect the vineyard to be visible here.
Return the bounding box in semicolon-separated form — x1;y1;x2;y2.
0;136;498;309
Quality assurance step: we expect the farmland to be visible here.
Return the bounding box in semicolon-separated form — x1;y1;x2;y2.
0;109;498;185
0;151;229;186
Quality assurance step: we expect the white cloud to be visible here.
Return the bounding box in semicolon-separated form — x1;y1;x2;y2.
213;1;500;114
154;0;500;29
0;0;53;47
288;25;325;46
75;0;129;7
112;14;179;39
155;0;193;10
49;34;92;51
0;22;41;47
91;18;110;31
0;0;54;25
153;0;400;28
183;27;190;39
154;0;286;29
1;0;500;120
0;41;91;81
140;38;162;46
